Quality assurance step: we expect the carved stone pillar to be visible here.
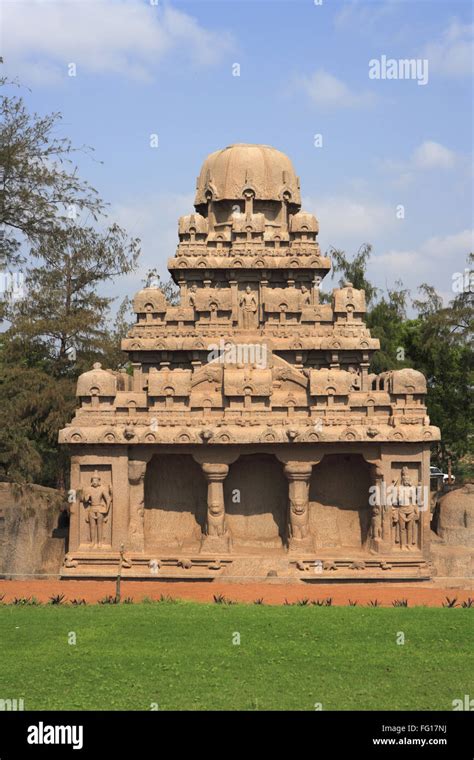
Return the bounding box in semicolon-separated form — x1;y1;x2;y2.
368;462;391;554
201;462;230;552
228;277;238;325
67;458;81;554
127;459;147;552
284;462;313;551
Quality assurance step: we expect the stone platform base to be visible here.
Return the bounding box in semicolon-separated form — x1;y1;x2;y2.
61;550;432;582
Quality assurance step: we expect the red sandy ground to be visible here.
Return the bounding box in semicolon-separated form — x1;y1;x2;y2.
0;579;472;606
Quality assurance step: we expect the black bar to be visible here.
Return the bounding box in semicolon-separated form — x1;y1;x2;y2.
0;711;471;757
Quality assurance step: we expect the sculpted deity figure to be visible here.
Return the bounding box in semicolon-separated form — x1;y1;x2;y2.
188;284;197;307
239;285;257;329
392;466;420;550
300;285;311;307
348;366;361;390
82;473;112;548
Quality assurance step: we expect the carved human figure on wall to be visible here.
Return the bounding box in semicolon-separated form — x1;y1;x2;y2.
300;285;311;307
208;299;218;322
188;284;197;308
239;285;257;329
392;466;420;550
82;473;112;548
348;366;361;390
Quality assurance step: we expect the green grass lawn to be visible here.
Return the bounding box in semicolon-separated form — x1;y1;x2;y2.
0;602;472;710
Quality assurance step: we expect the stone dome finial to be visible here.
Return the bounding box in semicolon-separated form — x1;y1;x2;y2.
194;144;301;207
76;363;117;398
133;287;167;315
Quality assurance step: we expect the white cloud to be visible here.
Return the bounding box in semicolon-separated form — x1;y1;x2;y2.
304;195;396;250
379;140;458;186
110;191;194;294
412;140;457;170
2;0;233;84
374;229;473;291
422;20;474;78
295;69;375;110
335;0;398;32
418;229;473;259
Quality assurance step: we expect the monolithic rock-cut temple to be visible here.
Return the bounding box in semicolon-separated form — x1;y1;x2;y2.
59;144;440;580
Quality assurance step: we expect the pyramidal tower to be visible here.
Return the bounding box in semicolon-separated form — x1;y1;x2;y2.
60;144;440;580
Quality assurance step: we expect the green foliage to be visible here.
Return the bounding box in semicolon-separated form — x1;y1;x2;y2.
327;246;473;468
400;273;473;464
4;223;139;370
0;363;74;483
143;267;179;305
0;80;141;486
329;243;379;305
0;223;140;486
0;77;104;267
366;282;410;372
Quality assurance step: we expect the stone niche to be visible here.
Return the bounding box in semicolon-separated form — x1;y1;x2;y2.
144;454;207;551
59;144;441;580
78;465;113;549
309;454;372;551
224;454;287;548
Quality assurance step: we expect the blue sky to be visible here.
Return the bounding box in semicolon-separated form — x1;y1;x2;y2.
2;0;473;304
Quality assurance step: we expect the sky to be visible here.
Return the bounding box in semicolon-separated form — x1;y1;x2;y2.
1;0;473;306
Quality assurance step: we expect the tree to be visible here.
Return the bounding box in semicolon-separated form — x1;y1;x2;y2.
0;364;73;484
143;267;179;305
0;77;104;268
3;222;140;375
324;245;473;470
0;75;141;486
328;243;379;305
0;221;140;486
99;296;135;373
405;268;473;465
367;281;411;373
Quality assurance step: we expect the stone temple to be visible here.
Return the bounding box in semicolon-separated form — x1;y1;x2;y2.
59;143;440;580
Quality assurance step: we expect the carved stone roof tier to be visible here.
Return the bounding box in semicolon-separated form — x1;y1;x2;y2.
195;144;301;206
63;143;439;451
76;363;116;397
289;211;319;234
59;420;441;446
121;336;380;352
333;283;366;314
168;254;331;273
178;213;208;236
133;287;168;314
